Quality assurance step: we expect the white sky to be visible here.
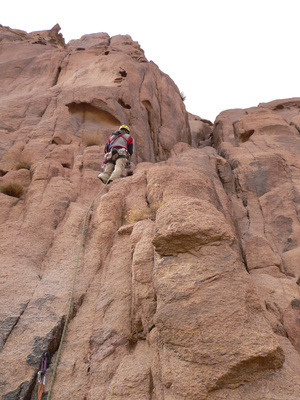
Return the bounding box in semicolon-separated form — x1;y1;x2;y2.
2;0;299;122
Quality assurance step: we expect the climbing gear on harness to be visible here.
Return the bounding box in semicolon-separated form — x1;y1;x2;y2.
37;353;48;400
46;180;110;400
119;124;130;132
125;160;131;169
112;148;129;160
103;147;130;167
101;159;107;170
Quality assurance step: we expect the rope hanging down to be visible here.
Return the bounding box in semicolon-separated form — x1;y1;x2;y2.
46;182;108;400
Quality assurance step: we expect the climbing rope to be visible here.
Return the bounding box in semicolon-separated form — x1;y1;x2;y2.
46;181;109;400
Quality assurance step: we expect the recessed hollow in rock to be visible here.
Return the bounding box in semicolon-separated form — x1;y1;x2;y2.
67;102;120;128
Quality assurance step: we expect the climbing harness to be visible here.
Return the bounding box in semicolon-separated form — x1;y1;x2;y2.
37;353;48;400
46;179;110;400
105;130;130;153
101;131;131;170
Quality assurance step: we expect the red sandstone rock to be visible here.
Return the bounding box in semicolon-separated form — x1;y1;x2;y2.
188;112;213;148
0;24;300;400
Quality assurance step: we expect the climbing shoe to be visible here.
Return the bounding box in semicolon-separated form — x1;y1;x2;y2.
98;174;105;183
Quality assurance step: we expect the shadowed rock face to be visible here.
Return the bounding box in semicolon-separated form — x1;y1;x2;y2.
0;25;300;400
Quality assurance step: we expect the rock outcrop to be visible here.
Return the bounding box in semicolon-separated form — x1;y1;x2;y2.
0;25;300;400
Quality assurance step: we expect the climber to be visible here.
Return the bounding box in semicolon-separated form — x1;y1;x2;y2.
98;125;134;184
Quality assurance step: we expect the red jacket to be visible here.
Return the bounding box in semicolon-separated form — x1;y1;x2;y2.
105;130;134;155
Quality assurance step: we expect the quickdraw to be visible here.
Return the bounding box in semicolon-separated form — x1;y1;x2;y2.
37;353;48;400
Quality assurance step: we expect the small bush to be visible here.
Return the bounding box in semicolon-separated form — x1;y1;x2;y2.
125;201;164;223
0;182;24;198
125;207;151;223
150;201;164;214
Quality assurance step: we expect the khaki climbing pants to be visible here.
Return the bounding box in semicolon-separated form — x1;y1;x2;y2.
98;155;128;184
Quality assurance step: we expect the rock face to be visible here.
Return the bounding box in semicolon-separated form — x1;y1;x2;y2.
0;23;190;169
0;25;300;400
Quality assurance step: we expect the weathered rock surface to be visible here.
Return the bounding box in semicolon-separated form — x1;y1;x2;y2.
188;112;213;148
0;25;300;400
0;23;190;169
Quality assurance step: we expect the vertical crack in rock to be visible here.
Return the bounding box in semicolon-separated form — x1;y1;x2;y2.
280;154;300;224
149;368;154;399
2;317;65;400
0;301;30;351
26;317;65;400
38;97;52;119
26;317;65;368
52;66;62;87
1;379;35;400
142;100;160;159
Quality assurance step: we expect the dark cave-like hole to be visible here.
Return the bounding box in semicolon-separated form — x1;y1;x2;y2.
118;99;131;109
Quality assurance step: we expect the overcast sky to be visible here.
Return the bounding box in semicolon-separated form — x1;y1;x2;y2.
2;0;299;122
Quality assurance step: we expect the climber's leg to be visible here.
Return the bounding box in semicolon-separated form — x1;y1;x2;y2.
108;157;127;182
98;162;115;183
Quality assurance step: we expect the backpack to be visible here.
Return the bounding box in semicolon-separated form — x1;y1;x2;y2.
106;130;130;152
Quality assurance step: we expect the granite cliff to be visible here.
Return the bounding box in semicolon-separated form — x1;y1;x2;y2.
0;24;300;400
